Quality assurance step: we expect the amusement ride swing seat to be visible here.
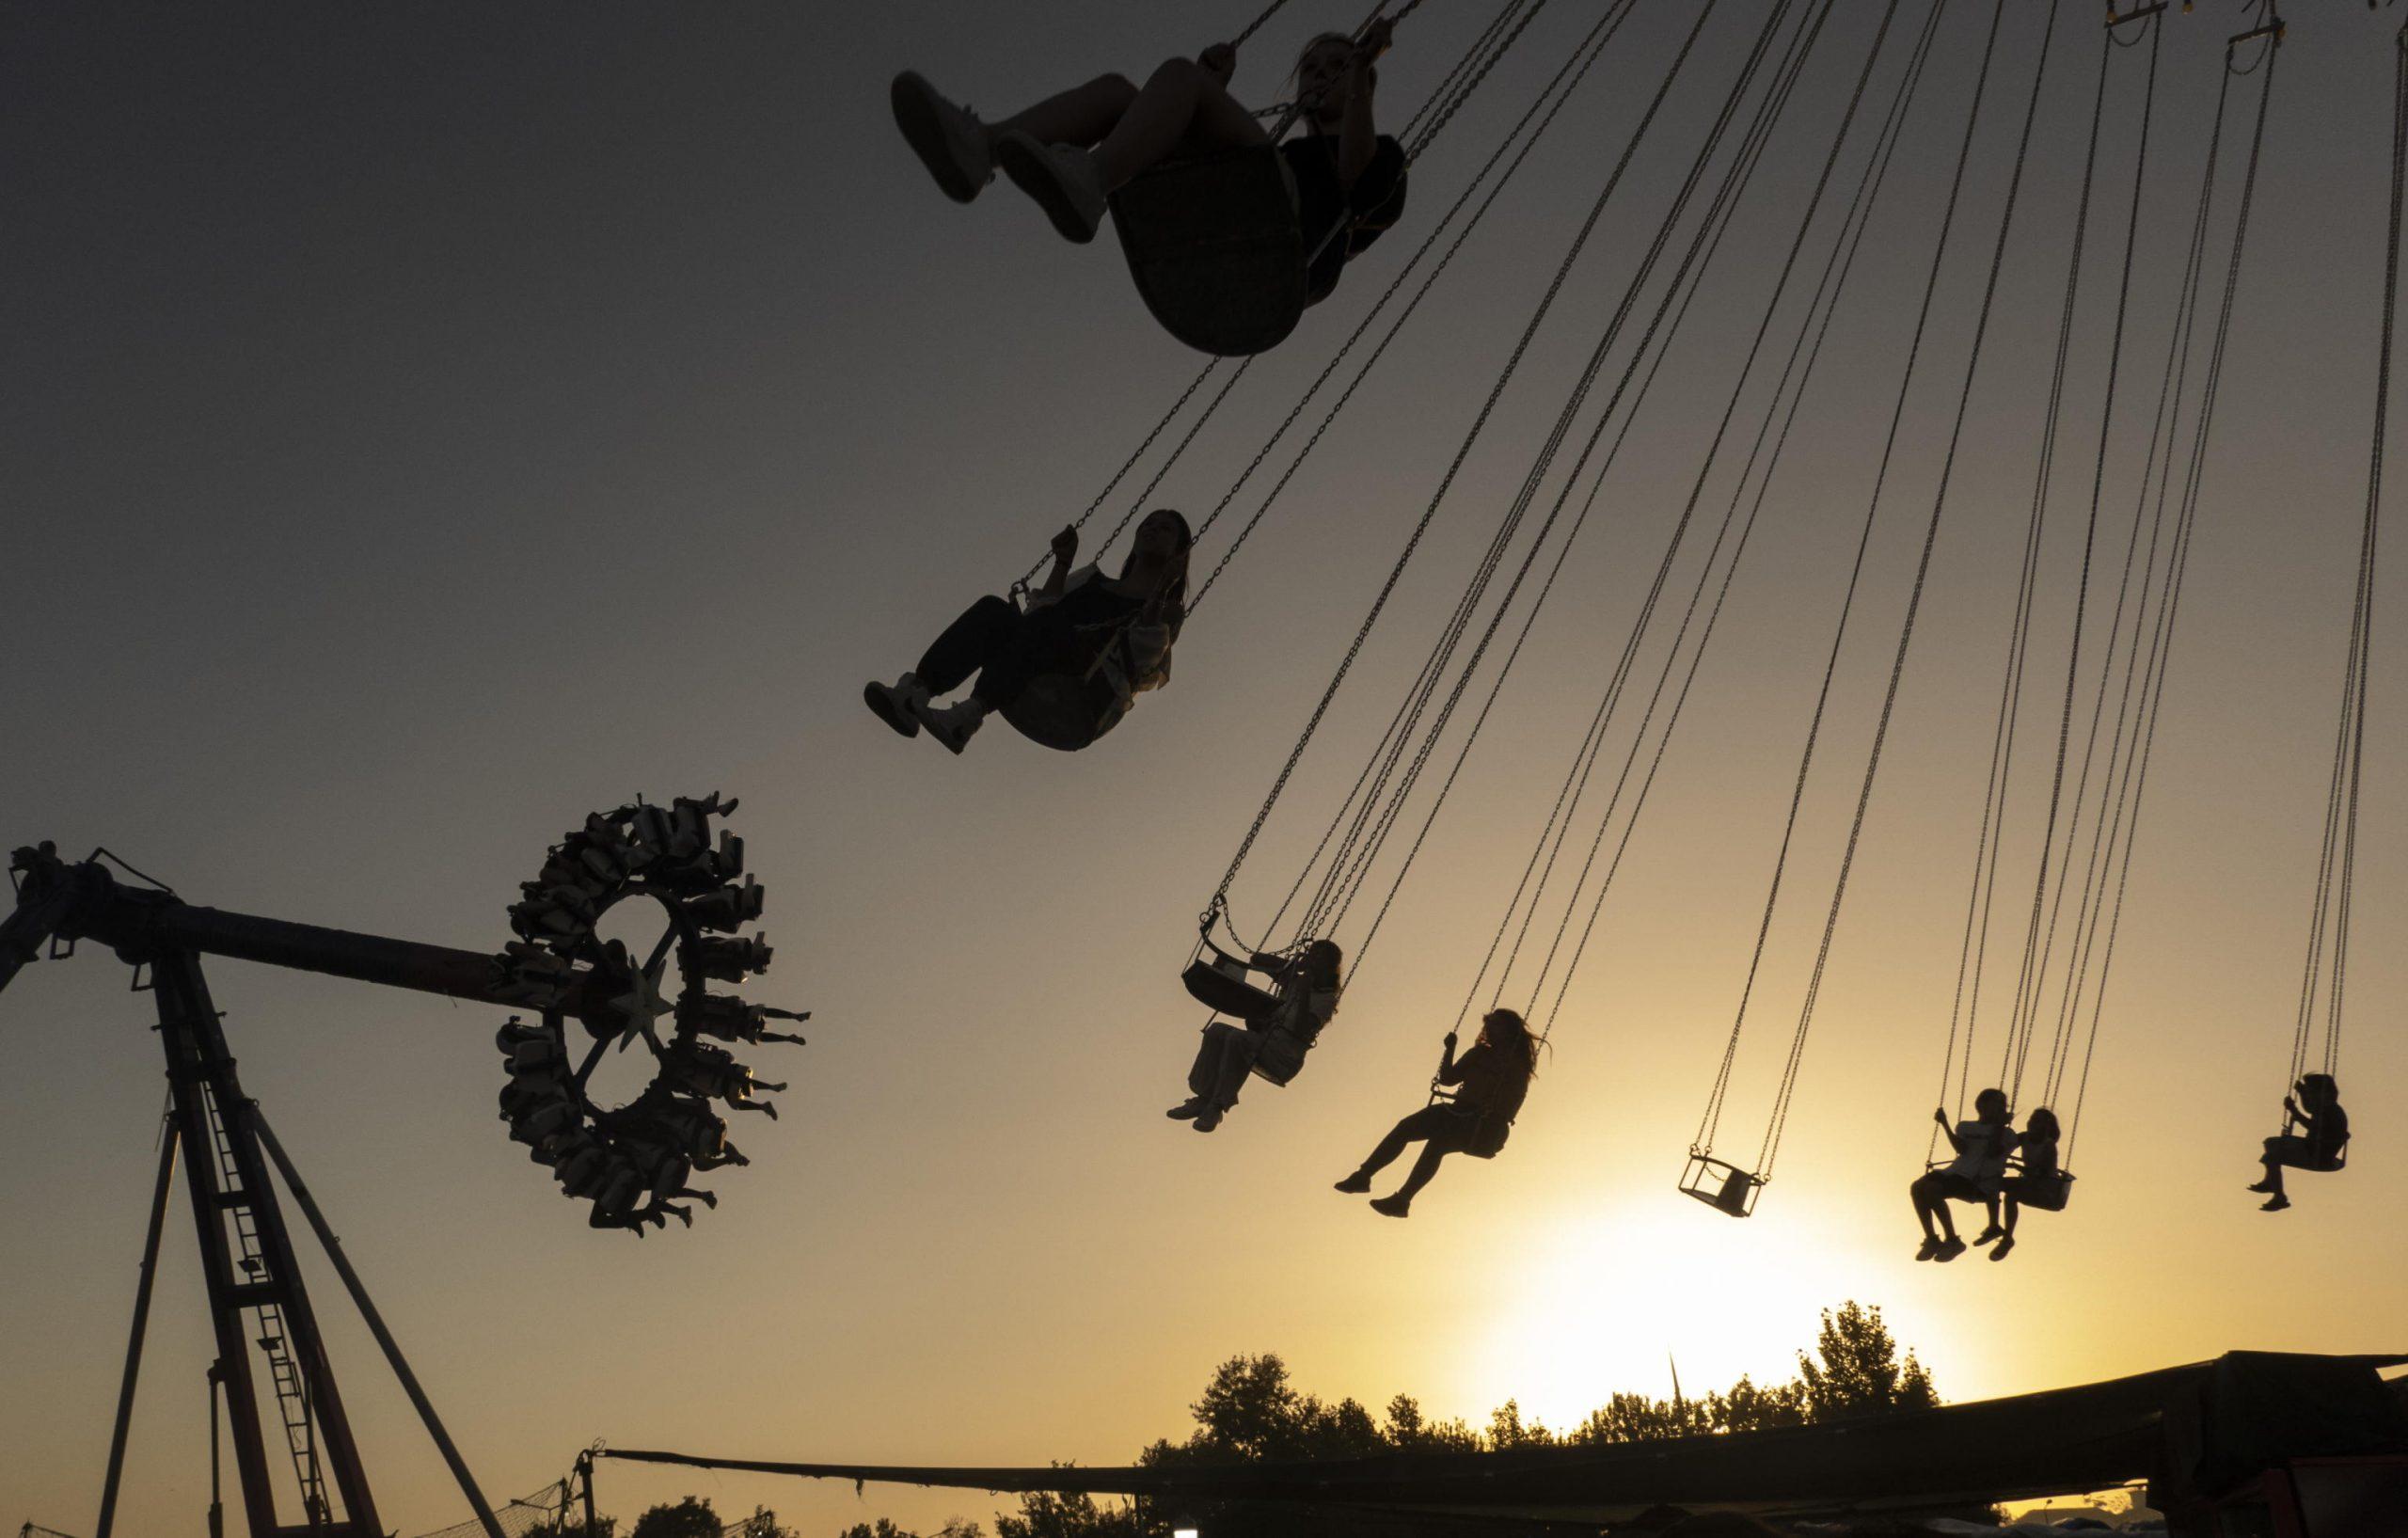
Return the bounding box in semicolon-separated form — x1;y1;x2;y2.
2273;1112;2349;1174
1180;934;1287;1021
1178;928;1333;1089
1679;1152;1763;1219
2007;1158;2077;1214
1111;146;1312;357
1427;1080;1513;1160
991;582;1159;752
997;669;1127;753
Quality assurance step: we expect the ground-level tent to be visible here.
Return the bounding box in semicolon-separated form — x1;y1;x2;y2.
597;1351;2405;1530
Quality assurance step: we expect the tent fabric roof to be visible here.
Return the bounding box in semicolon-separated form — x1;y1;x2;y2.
599;1352;2408;1523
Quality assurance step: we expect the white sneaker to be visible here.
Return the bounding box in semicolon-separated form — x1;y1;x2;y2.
891;71;993;203
863;674;928;738
910;694;989;754
996;131;1107;244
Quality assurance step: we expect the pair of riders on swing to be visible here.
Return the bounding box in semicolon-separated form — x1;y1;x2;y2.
1909;1089;2061;1262
891;23;1407;303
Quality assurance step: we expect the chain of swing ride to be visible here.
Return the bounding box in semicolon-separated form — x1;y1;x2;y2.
1681;0;2062;1195
1928;2;2162;1161
1951;5;2295;1166
1941;5;2205;1148
1209;0;2024;1023
1457;0;1960;1054
1200;0;1960;1041
2280;10;2405;1121
1674;0;2290;1202
1229;0;1822;962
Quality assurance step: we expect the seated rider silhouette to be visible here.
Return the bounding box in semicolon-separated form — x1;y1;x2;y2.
863;510;1190;754
1974;1105;2061;1262
1911;1087;2011;1262
2250;1072;2349;1212
890;24;1407;306
1168;940;1343;1133
1334;1008;1537;1218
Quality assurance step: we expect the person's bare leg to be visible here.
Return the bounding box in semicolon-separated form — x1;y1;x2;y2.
1090;56;1268;190
990;74;1138;151
1912;1179;1939;1242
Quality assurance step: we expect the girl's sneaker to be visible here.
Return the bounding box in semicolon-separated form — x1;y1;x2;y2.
863;674;927;737
996;132;1107;243
910;694;989;753
891;72;993;202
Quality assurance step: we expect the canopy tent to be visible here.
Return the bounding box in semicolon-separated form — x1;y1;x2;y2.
597;1351;2405;1527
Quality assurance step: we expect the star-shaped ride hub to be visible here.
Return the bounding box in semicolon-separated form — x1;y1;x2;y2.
493;794;804;1233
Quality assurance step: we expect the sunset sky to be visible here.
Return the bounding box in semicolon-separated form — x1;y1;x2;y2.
4;3;2403;1536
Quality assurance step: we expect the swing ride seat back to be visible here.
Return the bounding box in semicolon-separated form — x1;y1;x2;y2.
1109;147;1308;357
1679;1153;1762;1218
2011;1164;2076;1214
999;673;1125;753
1180;945;1283;1021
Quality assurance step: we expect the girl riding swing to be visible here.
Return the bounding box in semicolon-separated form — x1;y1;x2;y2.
863;508;1192;754
890;18;1408;352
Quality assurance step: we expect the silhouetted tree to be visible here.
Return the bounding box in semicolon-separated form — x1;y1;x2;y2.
837;1521;983;1538
1568;1391;1712;1445
1139;1354;1389;1470
629;1497;723;1538
527;1517;618;1538
1383;1394;1481;1453
990;1492;1147;1538
1485;1400;1557;1450
1795;1303;1937;1422
1702;1374;1808;1435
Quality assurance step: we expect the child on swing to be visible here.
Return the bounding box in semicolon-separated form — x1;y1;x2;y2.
1911;1087;2012;1261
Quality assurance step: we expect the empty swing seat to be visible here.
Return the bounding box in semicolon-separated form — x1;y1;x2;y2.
1110;148;1309;357
1680;1153;1762;1218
